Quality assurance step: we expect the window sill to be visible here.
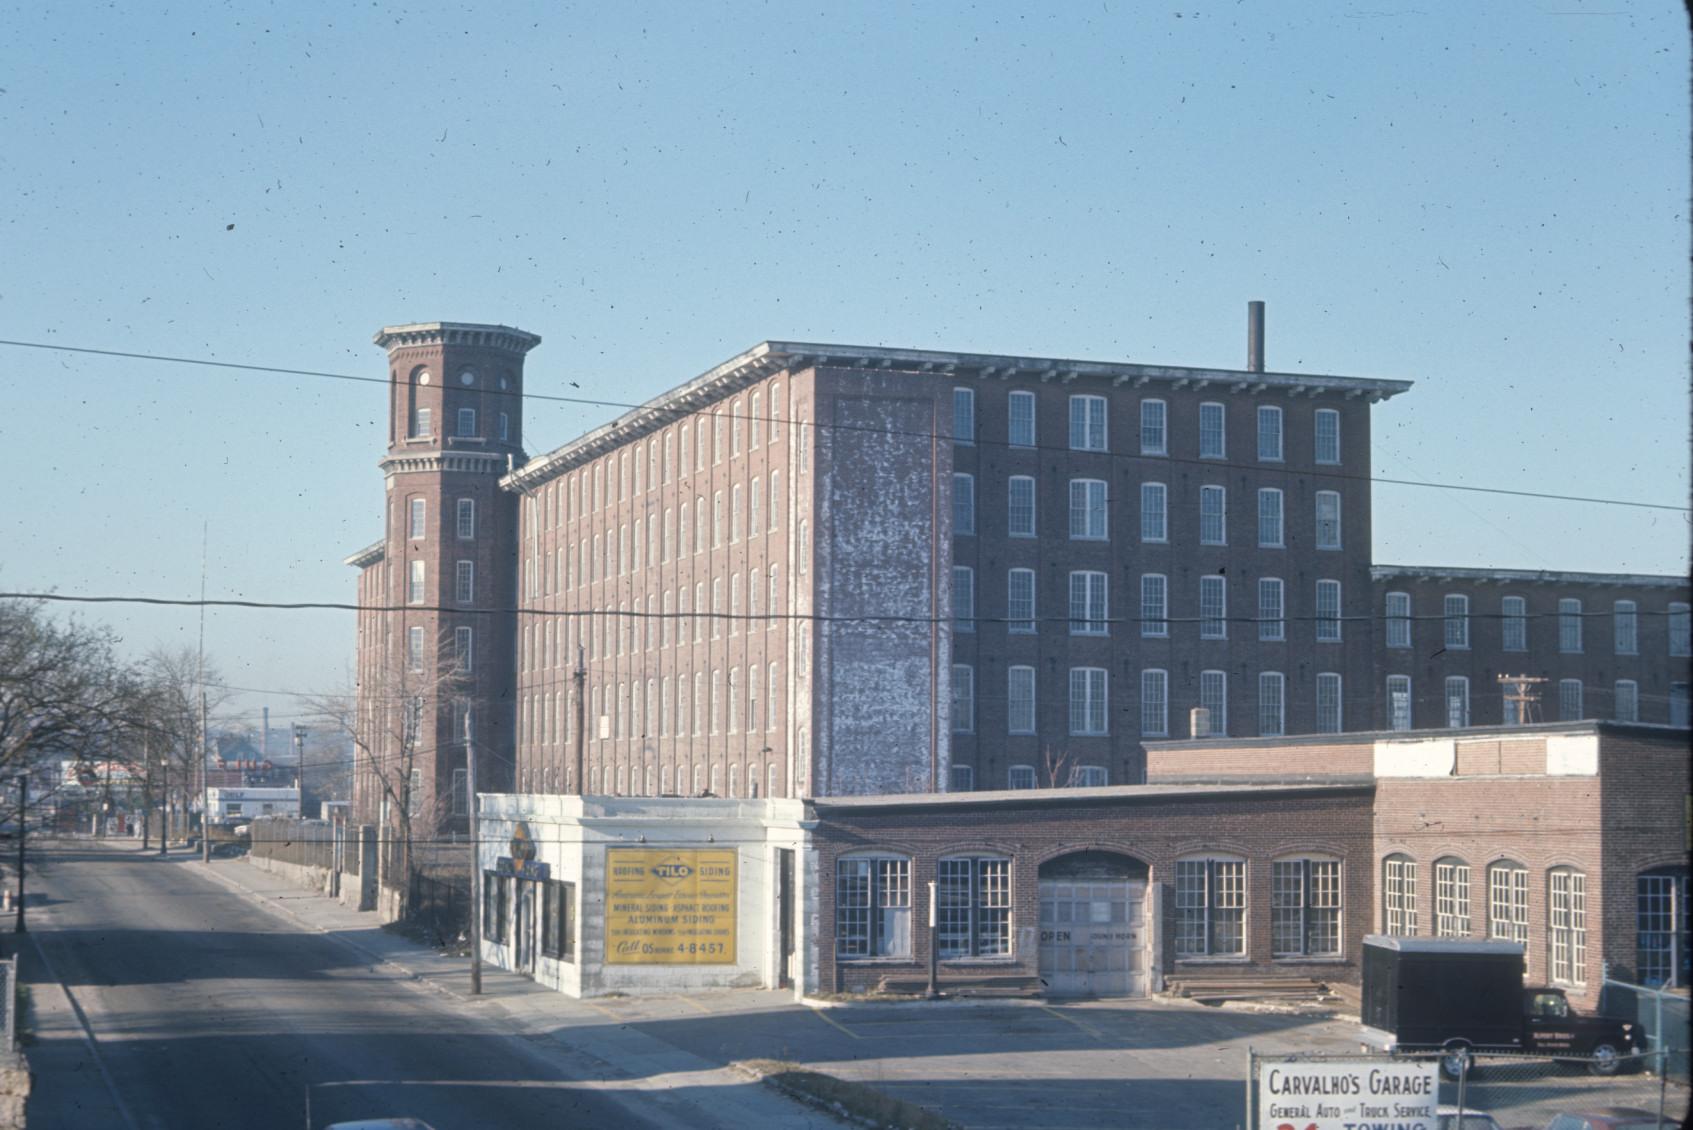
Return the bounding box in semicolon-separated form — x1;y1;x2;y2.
837;956;918;966
1175;956;1251;965
1273;955;1348;964
941;956;1018;967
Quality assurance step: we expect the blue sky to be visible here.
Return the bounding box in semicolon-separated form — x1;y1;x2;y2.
3;2;1686;727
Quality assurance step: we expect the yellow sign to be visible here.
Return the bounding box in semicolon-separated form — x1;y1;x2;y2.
605;848;737;965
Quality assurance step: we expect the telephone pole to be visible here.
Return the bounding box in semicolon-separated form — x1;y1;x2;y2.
572;645;586;795
1497;674;1547;726
294;725;307;820
15;775;27;933
465;707;482;996
159;756;168;856
199;691;211;862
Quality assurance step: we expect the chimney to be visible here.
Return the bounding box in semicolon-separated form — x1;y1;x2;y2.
1246;300;1265;372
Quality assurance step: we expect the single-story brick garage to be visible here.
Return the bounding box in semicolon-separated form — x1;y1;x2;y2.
476;719;1687;1004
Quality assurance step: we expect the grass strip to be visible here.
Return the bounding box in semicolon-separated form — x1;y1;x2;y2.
732;1058;960;1130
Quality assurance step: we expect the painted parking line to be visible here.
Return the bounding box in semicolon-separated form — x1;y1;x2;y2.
1038;1004;1106;1042
811;1008;865;1040
675;994;714;1015
582;999;625;1021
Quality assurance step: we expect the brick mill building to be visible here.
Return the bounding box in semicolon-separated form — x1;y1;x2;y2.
342;309;1688;1000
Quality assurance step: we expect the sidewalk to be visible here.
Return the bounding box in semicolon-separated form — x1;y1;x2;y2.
189;854;827;1130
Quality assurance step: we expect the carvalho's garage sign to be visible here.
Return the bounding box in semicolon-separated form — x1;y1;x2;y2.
605;848;737;965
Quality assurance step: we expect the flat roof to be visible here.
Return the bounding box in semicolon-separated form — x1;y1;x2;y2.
1144;718;1690;753
1372;564;1688;588
343;539;384;568
812;780;1371;815
503;339;1413;492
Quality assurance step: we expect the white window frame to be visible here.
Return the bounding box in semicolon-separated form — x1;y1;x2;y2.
1257;488;1284;548
456;498;475;540
1140;668;1169;737
1068;667;1108;736
1069;479;1108;540
1069;394;1107;451
454;625;474;674
1548;868;1587;987
1007;475;1036;537
1140;398;1167;455
952;566;976;633
836;855;912;960
457;406;477;438
1436;858;1471;938
1558;679;1584;722
951;664;975;734
1258;577;1285;642
1386;591;1412;648
1314;490;1342;550
1445;676;1470;728
1315;672;1342;733
953;473;976;535
1614;600;1638;655
1384;855;1419;937
1007;666;1036;735
1671;602;1692;657
1199;485;1226;545
1069;570;1108;636
1176;857;1247;957
1198;401;1226;459
1615;679;1639;723
1258;671;1285;736
409;498;426;540
1273;857;1342;958
407;626;425;673
1007;568;1036;634
1257;405;1283;461
1501;595;1527;652
1140;481;1167;542
1314;408;1341;465
1444;594;1470;649
1199;669;1227;736
1008;390;1036;448
1559;598;1583;653
1387;675;1412;731
952;387;975;445
1315;579;1342;643
455;560;474;604
1200;575;1227;640
408;560;426;605
1007;764;1037;789
1140;573;1167;638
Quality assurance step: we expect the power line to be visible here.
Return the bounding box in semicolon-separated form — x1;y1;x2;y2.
1;336;1685;514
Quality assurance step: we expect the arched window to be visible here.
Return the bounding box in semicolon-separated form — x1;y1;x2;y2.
1435;857;1471;938
1548;867;1588;986
836;855;911;959
937;856;1011;957
1637;867;1688;988
1487;860;1530;965
1176;856;1246;956
1384;854;1418;937
1272;856;1342;957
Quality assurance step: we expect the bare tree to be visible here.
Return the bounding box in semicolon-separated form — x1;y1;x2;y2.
128;647;231;843
309;637;468;893
0;598;136;825
1041;743;1073;789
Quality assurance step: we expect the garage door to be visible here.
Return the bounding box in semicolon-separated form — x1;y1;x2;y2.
1038;878;1147;997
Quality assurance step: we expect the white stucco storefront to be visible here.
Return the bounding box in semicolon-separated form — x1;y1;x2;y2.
475;794;816;999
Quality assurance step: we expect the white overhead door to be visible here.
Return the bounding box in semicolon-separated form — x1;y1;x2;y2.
1038;878;1147;997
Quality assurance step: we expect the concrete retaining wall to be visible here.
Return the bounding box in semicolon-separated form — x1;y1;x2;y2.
0;1051;29;1128
245;853;334;896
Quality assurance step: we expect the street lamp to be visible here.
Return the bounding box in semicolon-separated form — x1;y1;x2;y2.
159;757;169;856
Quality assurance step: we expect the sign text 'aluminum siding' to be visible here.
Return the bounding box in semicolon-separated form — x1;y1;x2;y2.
604;848;737;965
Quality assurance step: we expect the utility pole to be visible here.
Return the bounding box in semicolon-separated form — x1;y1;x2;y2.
925;880;938;999
15;775;27;933
465;707;482;995
199;692;211;862
294;725;307;820
1496;674;1547;726
572;645;586;795
141;738;151;851
159;757;168;856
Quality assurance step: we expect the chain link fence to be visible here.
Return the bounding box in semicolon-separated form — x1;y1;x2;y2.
1249;1049;1687;1129
1603;977;1690;1085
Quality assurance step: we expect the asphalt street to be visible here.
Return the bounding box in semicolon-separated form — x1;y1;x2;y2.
15;840;722;1130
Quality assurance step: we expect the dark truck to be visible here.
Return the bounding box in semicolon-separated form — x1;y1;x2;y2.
1360;935;1640;1077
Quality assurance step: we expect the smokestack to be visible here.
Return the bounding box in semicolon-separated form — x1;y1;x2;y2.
1247;301;1265;372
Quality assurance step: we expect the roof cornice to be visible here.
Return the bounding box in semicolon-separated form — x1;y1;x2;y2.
343;540;385;568
374;321;542;354
381;450;511;477
501;339;1414;493
1372;564;1690;589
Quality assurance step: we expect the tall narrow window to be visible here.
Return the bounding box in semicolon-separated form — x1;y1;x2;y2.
1672;602;1692;657
1140;574;1167;638
1007;476;1036;537
1615;680;1639;722
731;485;743;543
1258;578;1285;642
1635;868;1688;988
498;412;510;441
408;560;426;605
1549;868;1587;986
1006;568;1036;634
1435;858;1471;938
1315;672;1342;733
836;857;911;960
1199;485;1226;545
1199;670;1227;735
731;398;743;456
1198;402;1226;459
1502;595;1527;651
1139;399;1166;454
1008;390;1036;447
1614;600;1638;655
953;473;976;535
951;665;975;733
1488;861;1530;959
1069;395;1107;451
1387;675;1412;731
1386;591;1412;648
768;471;782;531
1257;405;1283;461
936;857;1012;957
1200;575;1227;639
1314;491;1342;549
409;498;427;539
1273;858;1342;957
456;498;475;540
749;476;761;538
1069;479;1107;539
1559;598;1583;653
1314;408;1341;464
1068;668;1108;735
455;560;474;604
952;387;975;445
454;626;474;674
1445;676;1470;728
1139;482;1167;542
407;626;424;672
952;566;976;633
1257;488;1284;547
1444;594;1470;649
1069;571;1108;636
1559;679;1583;721
457;407;477;437
1384;855;1419;937
1175;858;1246;956
1007;666;1036;734
1315;579;1342;642
411;406;432;439
1258;671;1285;736
1671;683;1690;729
1140;669;1168;736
